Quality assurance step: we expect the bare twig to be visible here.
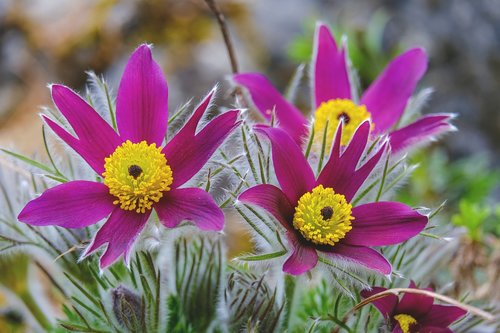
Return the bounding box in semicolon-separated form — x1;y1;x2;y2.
204;0;239;74
204;0;249;109
332;288;494;333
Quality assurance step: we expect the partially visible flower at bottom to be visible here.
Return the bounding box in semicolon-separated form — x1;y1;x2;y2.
360;281;467;333
17;44;240;268
238;121;428;276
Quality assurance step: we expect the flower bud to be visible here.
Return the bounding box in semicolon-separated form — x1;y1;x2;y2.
111;285;144;330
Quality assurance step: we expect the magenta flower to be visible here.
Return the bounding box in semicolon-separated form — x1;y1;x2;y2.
18;45;240;268
361;281;467;333
238;121;427;275
233;23;454;152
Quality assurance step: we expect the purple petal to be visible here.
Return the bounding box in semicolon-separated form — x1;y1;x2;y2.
254;126;315;205
317;121;387;201
321;244;392;275
18;181;114;228
396;283;434;318
421;305;467;328
155;188;224;231
389;114;455;153
84;208;150;269
43;116;101;174
392;325;404;333
360;287;398;318
343;202;428;246
238;184;295;232
164;98;239;188
49;85;122;174
283;231;318;275
116;44;168;146
233;73;308;146
419;327;452;333
361;48;428;133
313;23;351;107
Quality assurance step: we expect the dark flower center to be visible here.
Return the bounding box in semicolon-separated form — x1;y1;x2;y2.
320;206;334;220
337;112;351;124
128;164;143;179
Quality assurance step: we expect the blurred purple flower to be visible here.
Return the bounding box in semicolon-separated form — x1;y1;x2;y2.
361;281;467;333
18;44;240;268
238;122;427;275
234;23;454;153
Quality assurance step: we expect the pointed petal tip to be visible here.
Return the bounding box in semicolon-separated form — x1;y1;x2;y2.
207;84;219;97
410;46;427;58
380;264;392;276
316;22;333;37
136;43;153;52
17;209;28;223
407;46;429;70
50;84;70;99
359;119;372;131
317;22;328;34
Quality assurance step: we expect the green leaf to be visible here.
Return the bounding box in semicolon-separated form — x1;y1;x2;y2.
1;149;54;174
237;250;287;262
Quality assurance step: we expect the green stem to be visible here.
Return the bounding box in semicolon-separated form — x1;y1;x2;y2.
20;291;52;330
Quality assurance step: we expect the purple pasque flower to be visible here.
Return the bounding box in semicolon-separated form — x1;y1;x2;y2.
361;281;467;333
233;23;454;153
238;121;427;276
18;44;240;268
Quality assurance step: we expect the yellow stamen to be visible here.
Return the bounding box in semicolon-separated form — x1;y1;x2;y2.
292;185;354;246
103;140;173;214
313;98;371;146
394;314;417;333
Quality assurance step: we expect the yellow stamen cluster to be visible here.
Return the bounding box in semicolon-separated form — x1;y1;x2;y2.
293;185;354;246
103;140;173;213
313;98;371;146
394;314;417;333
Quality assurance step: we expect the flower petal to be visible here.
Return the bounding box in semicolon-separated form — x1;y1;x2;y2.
313;23;351;107
116;44;169;146
155;188;224;231
283;231;318;275
360;287;398;318
238;184;295;232
233;73;308;146
392;325;404;333
163;98;240;188
419;327;452;333
343;202;428;246
396;283;434;318
83;208;150;269
321;244;392;275
317;121;387;201
18;181;114;228
389;114;455;153
361;48;428;133
49;85;122;174
254;126;315;205
420;305;467;328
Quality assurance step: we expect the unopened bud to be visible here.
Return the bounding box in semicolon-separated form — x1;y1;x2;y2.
111;285;144;330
